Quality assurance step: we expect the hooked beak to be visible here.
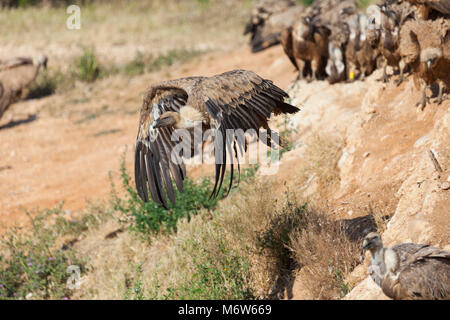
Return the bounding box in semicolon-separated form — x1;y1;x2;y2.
362;239;371;251
426;59;432;69
153;116;175;129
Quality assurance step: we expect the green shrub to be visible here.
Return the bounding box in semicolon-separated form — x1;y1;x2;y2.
122;53;147;76
111;151;257;238
162;241;254;299
73;48;103;83
123;263;145;300
296;0;314;6
111;157;217;237
0;206;87;300
357;0;373;9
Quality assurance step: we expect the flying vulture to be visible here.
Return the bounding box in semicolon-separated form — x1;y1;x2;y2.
134;69;299;208
363;232;450;300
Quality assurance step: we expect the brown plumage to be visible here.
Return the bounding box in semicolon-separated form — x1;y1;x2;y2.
353;14;380;80
399;17;450;109
135;70;299;208
367;1;419;83
304;0;357;23
326;22;349;83
312;0;358;25
280;25;312;80
367;5;402;82
0;55;47;120
363;232;450;300
343;14;362;81
244;0;303;53
289;17;331;81
405;0;450;19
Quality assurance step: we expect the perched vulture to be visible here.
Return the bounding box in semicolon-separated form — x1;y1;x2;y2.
326;23;350;84
0;55;47;120
289;16;331;81
135;70;299;208
399;17;449;109
366;5;402;83
304;0;357;23
244;0;303;53
366;1;418;84
363;232;450;300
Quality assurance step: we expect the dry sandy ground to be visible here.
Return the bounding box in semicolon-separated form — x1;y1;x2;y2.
1;37;448;300
0;45;297;230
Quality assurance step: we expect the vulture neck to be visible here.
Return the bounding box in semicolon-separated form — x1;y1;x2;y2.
370;247;386;268
176;106;205;129
370;246;400;280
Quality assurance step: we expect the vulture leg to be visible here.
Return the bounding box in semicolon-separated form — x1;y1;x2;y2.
359;71;366;82
415;81;429;111
436;81;447;105
303;60;312;82
378;60;388;83
396;60;405;87
311;59;318;82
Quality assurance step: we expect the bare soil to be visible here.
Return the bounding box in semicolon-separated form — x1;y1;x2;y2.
0;46;297;230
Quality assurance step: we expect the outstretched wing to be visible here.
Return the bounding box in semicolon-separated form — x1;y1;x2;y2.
135;85;191;209
135;71;299;208
189;69;299;198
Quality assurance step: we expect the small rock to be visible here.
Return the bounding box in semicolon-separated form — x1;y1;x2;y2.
440;182;450;190
365;106;376;114
363;152;370;158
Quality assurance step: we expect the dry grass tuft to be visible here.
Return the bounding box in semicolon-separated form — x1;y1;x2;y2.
289;204;362;300
215;180;284;298
300;133;344;196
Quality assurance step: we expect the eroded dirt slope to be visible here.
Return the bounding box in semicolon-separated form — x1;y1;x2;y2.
276;69;449;299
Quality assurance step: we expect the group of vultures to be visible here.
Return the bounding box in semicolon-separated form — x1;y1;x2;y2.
244;0;450;109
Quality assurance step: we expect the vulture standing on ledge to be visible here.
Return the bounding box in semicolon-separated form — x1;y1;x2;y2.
0;55;48;121
135;70;299;208
363;232;450;300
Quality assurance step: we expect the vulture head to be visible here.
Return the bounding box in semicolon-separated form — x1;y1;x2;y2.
421;47;442;70
35;55;48;70
362;232;383;252
339;6;356;16
296;16;312;39
363;232;400;275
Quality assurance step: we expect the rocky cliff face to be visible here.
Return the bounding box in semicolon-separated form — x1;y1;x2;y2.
281;69;449;299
